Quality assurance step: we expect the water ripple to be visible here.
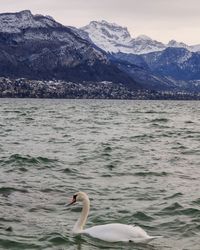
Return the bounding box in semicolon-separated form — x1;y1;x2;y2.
0;99;200;249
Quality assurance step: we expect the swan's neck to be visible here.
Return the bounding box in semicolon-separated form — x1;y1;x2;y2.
73;197;90;234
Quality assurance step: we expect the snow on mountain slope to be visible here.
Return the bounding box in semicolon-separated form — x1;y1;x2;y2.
0;10;141;86
129;35;166;54
0;10;61;33
81;20;133;53
167;40;189;49
81;21;166;54
191;44;200;52
167;40;200;53
81;20;200;54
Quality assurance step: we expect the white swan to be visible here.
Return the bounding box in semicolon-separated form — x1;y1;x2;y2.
68;191;160;243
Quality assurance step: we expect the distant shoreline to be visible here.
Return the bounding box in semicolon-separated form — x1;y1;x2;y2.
0;77;200;100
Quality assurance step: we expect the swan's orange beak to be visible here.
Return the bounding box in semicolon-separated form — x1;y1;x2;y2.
67;195;77;206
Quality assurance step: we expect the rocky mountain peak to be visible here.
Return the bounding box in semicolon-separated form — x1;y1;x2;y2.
81;20;168;54
81;20;200;55
17;9;32;18
167;40;188;49
0;10;61;34
88;20;131;35
81;20;132;53
0;10;138;87
135;35;152;41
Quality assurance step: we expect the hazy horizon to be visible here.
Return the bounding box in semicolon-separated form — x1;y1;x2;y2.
0;0;199;45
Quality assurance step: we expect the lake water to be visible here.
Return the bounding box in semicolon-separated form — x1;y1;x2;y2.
0;99;200;250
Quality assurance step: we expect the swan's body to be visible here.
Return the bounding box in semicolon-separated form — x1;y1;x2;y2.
68;192;160;243
82;223;156;243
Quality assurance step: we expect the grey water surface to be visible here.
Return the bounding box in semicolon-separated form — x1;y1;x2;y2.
0;99;200;250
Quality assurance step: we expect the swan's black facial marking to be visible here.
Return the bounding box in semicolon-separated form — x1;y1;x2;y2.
73;194;77;202
67;194;78;206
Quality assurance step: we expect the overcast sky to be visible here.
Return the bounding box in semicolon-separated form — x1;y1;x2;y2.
1;0;199;45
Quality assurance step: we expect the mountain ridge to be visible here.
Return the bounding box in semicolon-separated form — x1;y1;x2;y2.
0;10;139;89
0;10;199;94
81;20;200;91
81;20;200;54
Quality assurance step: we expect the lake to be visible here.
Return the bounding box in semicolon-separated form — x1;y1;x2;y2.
0;99;200;250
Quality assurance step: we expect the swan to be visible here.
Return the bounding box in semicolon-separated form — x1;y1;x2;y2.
67;191;160;243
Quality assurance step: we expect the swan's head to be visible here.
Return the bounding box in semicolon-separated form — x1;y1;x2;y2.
68;191;89;206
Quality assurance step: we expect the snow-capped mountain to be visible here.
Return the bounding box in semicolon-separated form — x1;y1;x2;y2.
129;35;166;54
0;10;137;87
81;20;132;53
191;44;200;52
81;20;200;54
0;10;60;33
167;40;200;53
167;40;189;49
81;20;166;54
0;11;199;93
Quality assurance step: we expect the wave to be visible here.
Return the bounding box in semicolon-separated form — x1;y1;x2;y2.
0;154;58;168
148;111;168;114
156;202;183;216
185;120;194;124
134;171;169;177
133;211;154;222
0;217;21;223
157;202;200;219
47;233;70;244
129;134;154;140
179;207;200;217
163;202;183;211
192;198;200;205
164;192;183;200
0;186;28;196
62;167;78;174
151;118;169;123
0;237;41;249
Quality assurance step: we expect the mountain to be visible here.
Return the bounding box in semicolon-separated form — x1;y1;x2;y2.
167;40;189;50
81;20;132;53
0;10;139;88
0;12;199;94
167;40;200;53
81;20;200;54
110;48;200;91
141;47;200;80
111;52;200;91
82;20;200;91
190;44;200;53
81;20;166;54
0;10;60;32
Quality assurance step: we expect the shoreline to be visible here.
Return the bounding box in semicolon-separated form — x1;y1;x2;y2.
0;77;200;100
